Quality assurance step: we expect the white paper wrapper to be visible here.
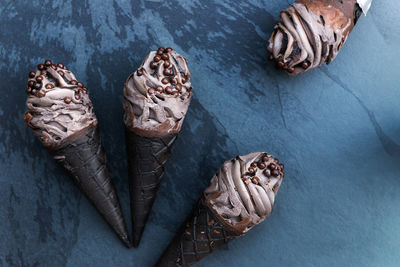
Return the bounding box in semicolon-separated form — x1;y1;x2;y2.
357;0;372;14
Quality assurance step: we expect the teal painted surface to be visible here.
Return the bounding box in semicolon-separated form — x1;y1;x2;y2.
0;0;399;266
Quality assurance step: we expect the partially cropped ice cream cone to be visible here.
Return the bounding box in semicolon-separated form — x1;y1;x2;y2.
24;60;131;247
155;152;285;267
123;47;193;247
267;0;369;75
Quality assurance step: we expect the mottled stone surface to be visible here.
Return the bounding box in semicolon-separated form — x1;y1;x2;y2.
0;0;399;266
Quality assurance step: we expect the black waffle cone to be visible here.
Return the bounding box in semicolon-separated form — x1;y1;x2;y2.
155;199;240;267
125;128;177;247
50;126;131;247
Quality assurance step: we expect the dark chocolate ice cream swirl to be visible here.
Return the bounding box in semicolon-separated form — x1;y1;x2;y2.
204;152;285;235
24;60;97;149
123;47;192;138
267;0;362;75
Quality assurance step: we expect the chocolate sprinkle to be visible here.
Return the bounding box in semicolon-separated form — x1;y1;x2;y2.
44;59;52;67
150;61;157;69
45;83;54;89
165;86;173;94
163;68;172;76
64;97;72;104
161;53;169;60
154;55;161;62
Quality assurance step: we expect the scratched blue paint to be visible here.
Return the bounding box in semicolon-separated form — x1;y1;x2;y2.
0;0;399;266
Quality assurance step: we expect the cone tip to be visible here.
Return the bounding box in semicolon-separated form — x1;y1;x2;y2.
133;236;141;248
121;235;133;248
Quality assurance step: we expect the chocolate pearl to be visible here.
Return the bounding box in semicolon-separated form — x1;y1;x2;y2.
163;68;172;76
252;177;260;184
181;77;186;84
257;162;266;169
263;169;271;177
148;88;155;94
38;90;46;97
157;50;164;55
244;178;251;185
44;59;52;67
279;163;284;170
288;67;295;73
156;86;163;93
28;80;35;87
41;71;47;75
70;80;78;85
269;163;276;170
161;77;169;84
170;77;177;84
36;76;43;82
158;47;165;52
137;69;143;76
154;55;161;62
161;53;169;60
268;54;274;61
163;61;170;68
26;87;32;94
166;47;173;52
262;156;269;162
45;83;54;89
165;86;173;94
37;64;45;70
64;97;72;104
34;82;41;89
302;61;309;69
57;70;64;76
83;86;88;92
77;82;83;88
241;174;247;179
150;61;157;69
250;162;257;168
51;64;57;70
274;158;279;163
58;63;64;69
248;167;256;174
31;89;37;95
175;83;182;91
277;61;284;68
29;71;36;78
282;64;288;70
272;169;280;177
75;93;81;100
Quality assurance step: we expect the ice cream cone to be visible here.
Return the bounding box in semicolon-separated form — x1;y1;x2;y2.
155;152;285;266
24;60;131;247
267;0;364;75
123;47;193;247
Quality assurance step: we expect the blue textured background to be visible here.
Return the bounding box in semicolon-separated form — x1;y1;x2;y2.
1;0;399;266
